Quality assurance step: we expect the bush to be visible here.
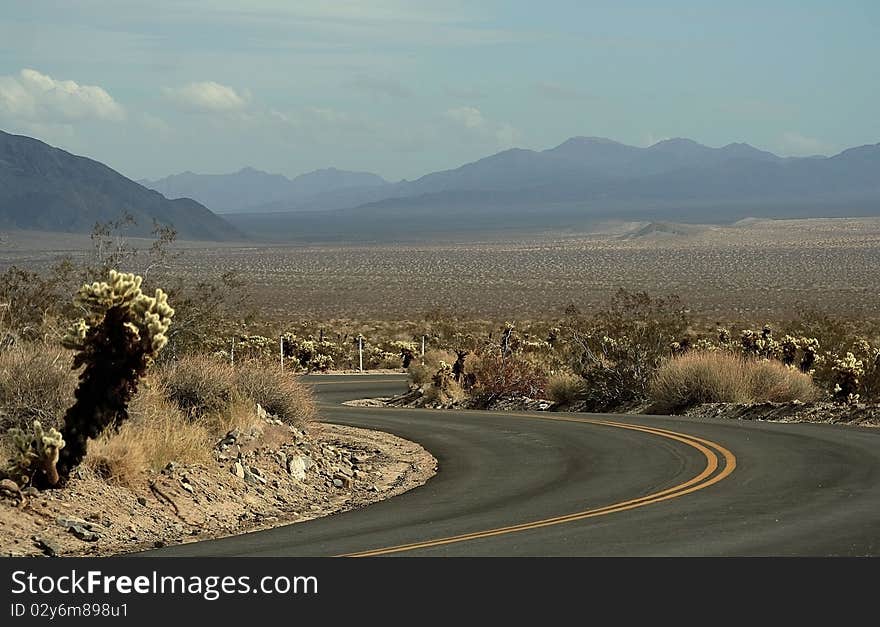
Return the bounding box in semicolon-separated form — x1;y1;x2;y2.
563;290;690;410
0;343;76;432
156;355;315;426
233;361;315;426
86;385;211;483
546;372;584;405
156;354;237;419
472;352;548;403
649;351;819;414
407;363;432;387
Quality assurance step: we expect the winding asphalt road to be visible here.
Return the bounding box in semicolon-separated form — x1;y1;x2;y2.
149;375;880;556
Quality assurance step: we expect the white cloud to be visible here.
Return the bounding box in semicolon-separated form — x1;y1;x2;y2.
779;131;828;156
445;106;486;129
162;81;250;113
0;68;124;123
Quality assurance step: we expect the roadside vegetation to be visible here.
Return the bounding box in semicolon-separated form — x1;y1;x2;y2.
0;219;315;492
4;216;880;497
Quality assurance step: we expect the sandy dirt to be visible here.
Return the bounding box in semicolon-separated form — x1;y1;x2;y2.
0;421;436;557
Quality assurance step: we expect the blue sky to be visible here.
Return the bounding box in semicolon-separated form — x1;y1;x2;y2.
1;1;878;181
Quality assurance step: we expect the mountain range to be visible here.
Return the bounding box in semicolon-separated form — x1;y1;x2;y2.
219;136;880;241
4;129;880;243
140;167;388;214
0;130;241;240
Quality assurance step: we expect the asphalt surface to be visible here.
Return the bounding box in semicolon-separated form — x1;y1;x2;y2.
147;374;880;556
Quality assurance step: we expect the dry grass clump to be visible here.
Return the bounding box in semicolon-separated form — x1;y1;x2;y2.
649;351;819;414
546;372;584;406
0;343;76;431
80;355;315;485
85;384;212;484
422;378;467;405
154;354;236;419
157;355;315;426
407;364;432;387
233;360;316;426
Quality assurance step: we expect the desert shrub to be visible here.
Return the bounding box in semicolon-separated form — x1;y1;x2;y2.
546;372;584;406
563;290;690;410
422;361;466;405
748;360;820;403
649;351;819;414
471;352;548;403
0;343;76;432
87;387;211;484
129;385;212;471
233;360;316;426
84;430;149;486
156;354;237;418
423;349;457;371
407;363;432;387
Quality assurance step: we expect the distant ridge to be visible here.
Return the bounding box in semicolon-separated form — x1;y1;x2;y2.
141;166;389;214
0;130;242;240
220;136;880;242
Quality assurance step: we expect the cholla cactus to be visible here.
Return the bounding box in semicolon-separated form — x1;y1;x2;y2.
432;360;454;390
692;338;717;352
2;421;65;487
740;326;779;360
799;337;821;374
47;270;173;486
831;352;863;403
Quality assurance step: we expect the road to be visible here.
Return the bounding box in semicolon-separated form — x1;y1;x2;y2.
148;375;880;556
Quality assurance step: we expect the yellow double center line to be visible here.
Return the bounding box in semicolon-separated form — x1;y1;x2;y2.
340;416;736;557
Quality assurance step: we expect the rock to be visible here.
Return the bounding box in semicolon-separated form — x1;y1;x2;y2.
57;516;92;529
153;540;166;549
243;467;266;485
351;454;371;464
232;462;246;479
218;430;239;447
22;486;40;497
333;474;352;489
164;462;177;473
137;496;147;506
33;536;60;557
286;455;308;480
0;478;22;503
68;524;100;542
179;479;194;494
256;404;268;421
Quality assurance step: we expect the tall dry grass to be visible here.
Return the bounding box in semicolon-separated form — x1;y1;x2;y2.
649;351;819;414
0;343;76;431
546;372;584;405
233;360;316;426
2;349;315;486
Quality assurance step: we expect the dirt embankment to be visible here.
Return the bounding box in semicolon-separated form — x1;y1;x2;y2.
0;418;436;557
349;387;880;428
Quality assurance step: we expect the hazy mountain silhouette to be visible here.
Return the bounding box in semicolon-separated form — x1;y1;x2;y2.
0;130;241;240
224;136;880;242
141;166;388;213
